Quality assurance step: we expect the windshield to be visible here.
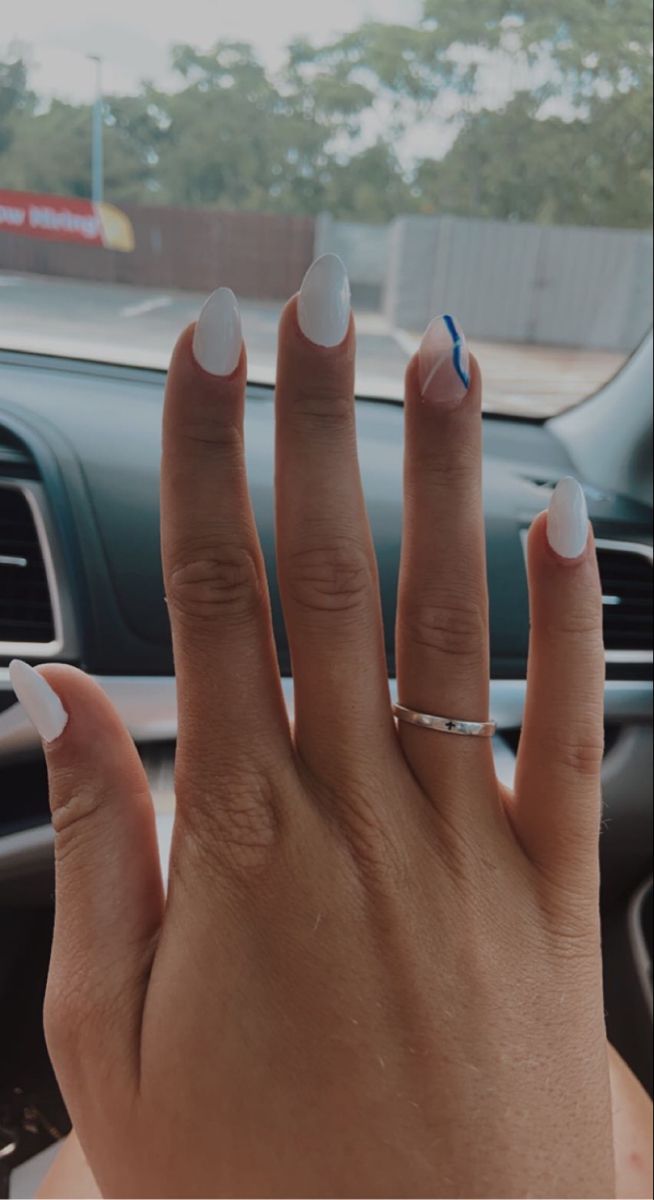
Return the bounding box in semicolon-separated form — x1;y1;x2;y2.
1;1;652;416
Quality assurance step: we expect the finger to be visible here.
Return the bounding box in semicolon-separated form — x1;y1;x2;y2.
8;661;163;1098
514;479;605;875
162;289;290;818
275;256;393;784
396;319;494;800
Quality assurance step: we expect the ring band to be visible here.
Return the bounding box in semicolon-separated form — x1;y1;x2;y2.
393;703;496;738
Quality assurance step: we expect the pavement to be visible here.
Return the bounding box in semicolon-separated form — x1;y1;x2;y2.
0;271;625;417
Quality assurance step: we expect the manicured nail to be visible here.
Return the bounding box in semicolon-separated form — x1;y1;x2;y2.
9;660;68;743
192;287;242;376
298;254;351;348
547;477;589;559
419;314;470;403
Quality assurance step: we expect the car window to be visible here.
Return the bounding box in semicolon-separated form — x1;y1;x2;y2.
0;0;652;415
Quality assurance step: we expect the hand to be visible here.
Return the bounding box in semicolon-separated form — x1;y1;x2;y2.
12;257;615;1198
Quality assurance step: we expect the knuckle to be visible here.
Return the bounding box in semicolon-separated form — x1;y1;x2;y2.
44;962;97;1066
336;793;408;891
542;898;602;952
50;781;104;864
44;971;132;1080
554;732;605;779
415;447;477;486
538;715;605;780
167;546;262;626
176;414;243;457
426;795;493;890
403;598;487;663
302;760;409;892
291;381;354;423
285;541;373;618
544;606;603;641
177;771;281;878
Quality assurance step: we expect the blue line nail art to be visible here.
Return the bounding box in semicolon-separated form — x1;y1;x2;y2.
443;314;470;390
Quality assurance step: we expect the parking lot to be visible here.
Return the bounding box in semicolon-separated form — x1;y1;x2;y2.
0;272;625;416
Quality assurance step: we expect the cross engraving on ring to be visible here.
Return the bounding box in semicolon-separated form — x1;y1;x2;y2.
445;720;458;731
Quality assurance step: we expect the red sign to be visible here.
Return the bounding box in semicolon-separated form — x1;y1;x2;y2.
0;190;134;252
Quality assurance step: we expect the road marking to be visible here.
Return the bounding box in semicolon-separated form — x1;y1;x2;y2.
120;296;173;318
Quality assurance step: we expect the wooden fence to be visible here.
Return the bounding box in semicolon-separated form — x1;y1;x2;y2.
0;203;315;301
2;199;651;351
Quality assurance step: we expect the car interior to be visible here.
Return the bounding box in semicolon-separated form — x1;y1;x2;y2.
0;329;651;1195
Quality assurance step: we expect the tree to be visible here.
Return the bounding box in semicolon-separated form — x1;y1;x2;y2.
0;97;157;201
0;1;651;228
0;50;34;154
415;89;653;228
293;0;653;228
153;42;319;210
323;142;416;222
103;91;171;202
154;40;382;215
303;1;652;111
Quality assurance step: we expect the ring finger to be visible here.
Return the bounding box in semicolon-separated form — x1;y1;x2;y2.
396;317;494;801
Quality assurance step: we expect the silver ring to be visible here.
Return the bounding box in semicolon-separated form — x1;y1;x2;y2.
393;703;496;738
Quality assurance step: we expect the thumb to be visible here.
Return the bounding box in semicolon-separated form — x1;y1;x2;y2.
9;660;164;1100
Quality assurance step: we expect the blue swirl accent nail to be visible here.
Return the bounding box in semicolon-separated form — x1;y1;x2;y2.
443;314;471;390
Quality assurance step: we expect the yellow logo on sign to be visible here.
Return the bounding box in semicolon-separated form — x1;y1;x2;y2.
96;203;135;253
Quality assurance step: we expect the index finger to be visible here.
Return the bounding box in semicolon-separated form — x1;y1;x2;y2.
162;290;290;816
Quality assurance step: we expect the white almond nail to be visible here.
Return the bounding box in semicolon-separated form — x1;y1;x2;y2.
419;314;470;403
547;477;589;559
298;254;351;348
192;287;242;376
9;660;68;743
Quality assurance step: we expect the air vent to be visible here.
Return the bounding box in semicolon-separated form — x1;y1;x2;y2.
0;485;56;648
596;540;653;661
0;425;37;478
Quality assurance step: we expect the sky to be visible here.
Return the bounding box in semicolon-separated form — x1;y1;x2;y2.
6;0;421;102
4;0;552;164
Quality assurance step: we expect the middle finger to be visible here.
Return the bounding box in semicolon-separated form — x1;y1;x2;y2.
275;256;394;784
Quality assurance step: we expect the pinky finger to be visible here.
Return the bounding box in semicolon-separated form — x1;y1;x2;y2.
513;478;606;878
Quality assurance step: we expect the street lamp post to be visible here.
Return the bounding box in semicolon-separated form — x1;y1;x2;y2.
88;54;104;204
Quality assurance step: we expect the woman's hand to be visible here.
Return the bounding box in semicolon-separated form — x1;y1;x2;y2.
11;256;615;1198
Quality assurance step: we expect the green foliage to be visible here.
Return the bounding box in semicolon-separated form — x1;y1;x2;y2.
0;0;651;228
415;90;654;228
0;52;34;154
323;142;417;222
1;98;156;201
